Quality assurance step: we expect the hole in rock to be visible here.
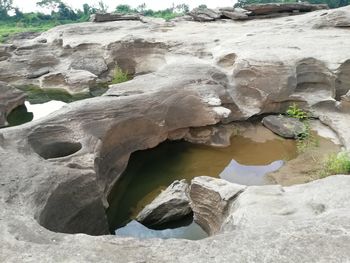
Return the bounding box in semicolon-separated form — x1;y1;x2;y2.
34;141;82;160
6;104;33;126
107;131;298;240
4;84;110;128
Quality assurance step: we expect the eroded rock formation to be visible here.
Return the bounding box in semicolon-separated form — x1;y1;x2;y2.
136;180;192;227
262;115;305;138
0;81;26;127
0;5;350;263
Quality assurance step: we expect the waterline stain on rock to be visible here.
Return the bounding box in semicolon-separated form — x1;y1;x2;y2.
107;131;298;238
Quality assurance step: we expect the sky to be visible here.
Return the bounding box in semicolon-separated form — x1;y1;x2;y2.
13;0;237;12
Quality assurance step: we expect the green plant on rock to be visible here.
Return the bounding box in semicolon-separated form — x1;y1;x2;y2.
286;103;308;120
286;103;318;153
111;66;129;84
320;151;350;178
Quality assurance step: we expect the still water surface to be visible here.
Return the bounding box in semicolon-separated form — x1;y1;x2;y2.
108;132;298;239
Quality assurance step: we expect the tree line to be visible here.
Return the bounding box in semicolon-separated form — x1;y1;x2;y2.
0;0;192;24
0;0;348;26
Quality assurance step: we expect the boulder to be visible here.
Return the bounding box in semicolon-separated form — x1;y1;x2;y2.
189;8;221;22
189;176;246;235
39;70;97;94
262;115;306;138
70;57;108;76
221;10;249;20
313;9;350;28
90;13;141;22
244;3;328;16
0;81;26;127
26;67;50;79
136;180;192;227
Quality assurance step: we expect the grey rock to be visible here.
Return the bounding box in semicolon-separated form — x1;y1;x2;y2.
39;70;97;93
26;67;50;79
189;176;246;235
0;81;26;127
262;115;306;138
335;59;350;99
0;6;349;262
136;180;191;227
221;10;249;20
90;13;141;22
36;38;47;43
314;9;350;28
189;8;221;22
244;3;328;16
70;57;108;76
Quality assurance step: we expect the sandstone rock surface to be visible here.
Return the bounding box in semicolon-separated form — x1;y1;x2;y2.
189;8;221;21
136;180;192;227
244;3;328;16
90;13;140;22
189;176;246;235
0;81;26;126
262;115;305;138
0;5;350;263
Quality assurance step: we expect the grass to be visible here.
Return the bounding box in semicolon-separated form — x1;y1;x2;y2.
0;23;55;43
320;152;350;178
111;66;130;85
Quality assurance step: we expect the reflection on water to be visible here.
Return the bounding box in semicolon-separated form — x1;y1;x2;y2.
219;159;284;185
25;100;66;121
107;129;298;239
116;220;208;240
6;84;106;127
7;100;66;127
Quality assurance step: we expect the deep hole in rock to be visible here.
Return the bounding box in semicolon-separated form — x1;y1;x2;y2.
33;121;339;238
34;141;82;159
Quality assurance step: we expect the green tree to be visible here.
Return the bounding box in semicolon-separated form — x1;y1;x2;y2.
0;0;13;17
14;7;23;19
137;3;146;12
57;2;76;20
175;3;189;13
36;0;62;11
197;4;208;9
97;0;108;13
115;4;134;13
83;3;90;15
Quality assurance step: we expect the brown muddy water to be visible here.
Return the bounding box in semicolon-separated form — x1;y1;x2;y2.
107;124;300;240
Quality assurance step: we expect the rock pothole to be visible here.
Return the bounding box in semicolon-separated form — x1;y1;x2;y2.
33;141;82;160
28;126;82;160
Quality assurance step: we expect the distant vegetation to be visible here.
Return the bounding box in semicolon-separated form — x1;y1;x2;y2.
235;0;349;9
0;0;349;42
0;0;190;42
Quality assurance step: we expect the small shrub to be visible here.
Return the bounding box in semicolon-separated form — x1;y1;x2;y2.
111;66;129;84
285;103;318;153
320;152;350;178
286;103;308;120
